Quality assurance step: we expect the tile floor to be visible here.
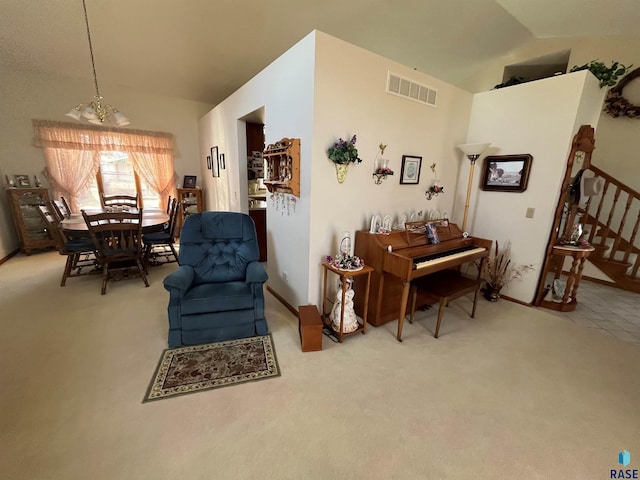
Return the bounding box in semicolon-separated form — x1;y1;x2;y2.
536;280;640;346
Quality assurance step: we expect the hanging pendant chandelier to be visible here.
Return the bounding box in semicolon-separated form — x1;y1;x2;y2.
65;0;130;126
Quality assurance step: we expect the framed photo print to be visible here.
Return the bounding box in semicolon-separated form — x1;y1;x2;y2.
400;155;422;184
14;174;31;187
183;175;197;189
480;154;533;192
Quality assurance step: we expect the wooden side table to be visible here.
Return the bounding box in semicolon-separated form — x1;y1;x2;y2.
321;263;373;343
538;244;595;312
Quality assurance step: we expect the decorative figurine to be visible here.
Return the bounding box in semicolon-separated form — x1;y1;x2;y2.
329;277;359;334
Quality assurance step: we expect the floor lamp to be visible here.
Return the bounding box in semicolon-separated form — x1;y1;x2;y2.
457;142;491;233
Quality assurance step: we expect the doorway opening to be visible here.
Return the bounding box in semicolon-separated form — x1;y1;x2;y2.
240;107;267;261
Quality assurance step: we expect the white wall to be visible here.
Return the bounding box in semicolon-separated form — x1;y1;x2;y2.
0;65;211;259
459;71;606;303
198;32;316;309
198;30;474;311
459;34;640;191
309;31;473;306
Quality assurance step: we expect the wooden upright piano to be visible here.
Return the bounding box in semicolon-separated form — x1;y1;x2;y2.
353;221;492;340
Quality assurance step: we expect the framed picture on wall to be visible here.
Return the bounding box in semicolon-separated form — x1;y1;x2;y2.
480;154;533;192
183;175;197;189
14;174;31;187
400;155;422;184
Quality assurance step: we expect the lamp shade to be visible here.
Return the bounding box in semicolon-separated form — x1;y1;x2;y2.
81;105;98;120
65;107;82;120
114;112;131;126
457;142;491;158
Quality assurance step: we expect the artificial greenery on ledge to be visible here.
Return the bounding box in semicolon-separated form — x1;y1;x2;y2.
570;60;633;88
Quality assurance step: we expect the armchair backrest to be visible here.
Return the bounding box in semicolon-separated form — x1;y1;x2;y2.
179;212;259;284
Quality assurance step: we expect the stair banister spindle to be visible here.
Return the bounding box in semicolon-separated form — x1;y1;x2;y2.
631;251;640;278
622;211;640;264
604;187;622;260
611;194;634;259
589;179;609;244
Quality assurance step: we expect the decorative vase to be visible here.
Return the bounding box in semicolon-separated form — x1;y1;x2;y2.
335;163;349;183
483;284;501;302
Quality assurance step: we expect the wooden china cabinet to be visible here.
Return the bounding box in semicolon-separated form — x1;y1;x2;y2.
176;188;204;232
6;187;55;254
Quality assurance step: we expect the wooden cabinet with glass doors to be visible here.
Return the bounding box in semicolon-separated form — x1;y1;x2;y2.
6;187;55;254
176;188;204;233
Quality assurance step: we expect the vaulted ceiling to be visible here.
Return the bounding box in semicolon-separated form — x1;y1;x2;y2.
1;0;638;105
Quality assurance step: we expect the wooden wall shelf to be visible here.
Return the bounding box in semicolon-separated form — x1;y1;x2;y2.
263;137;300;197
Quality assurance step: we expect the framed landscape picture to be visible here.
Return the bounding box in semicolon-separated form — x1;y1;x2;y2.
480;154;533;192
400;155;422;185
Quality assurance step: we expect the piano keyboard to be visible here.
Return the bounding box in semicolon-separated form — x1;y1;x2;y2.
413;245;486;269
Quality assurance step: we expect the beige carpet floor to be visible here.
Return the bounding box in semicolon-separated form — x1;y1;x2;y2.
0;251;639;479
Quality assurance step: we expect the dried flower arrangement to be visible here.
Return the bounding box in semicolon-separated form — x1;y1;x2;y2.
483;240;534;301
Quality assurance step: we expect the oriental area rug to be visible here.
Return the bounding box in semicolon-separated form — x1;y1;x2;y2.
143;334;280;402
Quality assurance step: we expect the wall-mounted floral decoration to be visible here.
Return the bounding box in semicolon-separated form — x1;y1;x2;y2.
373;143;393;184
604;67;640;119
425;162;444;200
327;135;362;183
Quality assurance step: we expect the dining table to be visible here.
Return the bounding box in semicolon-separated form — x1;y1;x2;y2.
59;208;170;235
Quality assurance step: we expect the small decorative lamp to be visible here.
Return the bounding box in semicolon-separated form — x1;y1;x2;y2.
457;142;491;232
340;231;351;256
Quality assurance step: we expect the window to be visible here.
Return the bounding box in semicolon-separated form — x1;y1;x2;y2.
76;152;161;209
33;120;176;213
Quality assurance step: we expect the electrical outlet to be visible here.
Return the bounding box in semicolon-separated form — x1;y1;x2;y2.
526;207;535;218
282;271;288;282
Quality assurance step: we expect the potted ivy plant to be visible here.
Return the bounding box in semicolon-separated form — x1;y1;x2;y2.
570;60;632;88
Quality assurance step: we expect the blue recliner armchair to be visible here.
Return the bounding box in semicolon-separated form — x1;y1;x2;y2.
163;212;269;347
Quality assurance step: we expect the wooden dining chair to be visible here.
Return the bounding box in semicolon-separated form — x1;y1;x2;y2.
38;203;97;286
52;199;70;219
100;193;139;209
60;196;72;215
82;208;149;294
143;198;180;269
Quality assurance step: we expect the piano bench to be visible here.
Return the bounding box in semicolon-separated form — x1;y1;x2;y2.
409;269;481;338
298;304;323;352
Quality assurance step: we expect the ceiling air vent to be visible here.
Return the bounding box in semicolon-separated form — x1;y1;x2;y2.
386;71;437;107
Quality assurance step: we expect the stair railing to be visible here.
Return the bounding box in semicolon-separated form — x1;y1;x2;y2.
587;164;640;279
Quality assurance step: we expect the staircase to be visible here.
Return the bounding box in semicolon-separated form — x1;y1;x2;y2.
581;164;640;293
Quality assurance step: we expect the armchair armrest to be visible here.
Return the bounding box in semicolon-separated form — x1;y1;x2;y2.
246;261;268;284
163;265;195;296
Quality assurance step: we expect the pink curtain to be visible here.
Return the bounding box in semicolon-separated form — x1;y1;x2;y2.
33;120;176;210
125;132;177;210
42;149;99;212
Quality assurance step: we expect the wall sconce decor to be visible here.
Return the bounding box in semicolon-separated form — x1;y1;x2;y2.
425;183;444;200
372;143;394;184
425;162;444;200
